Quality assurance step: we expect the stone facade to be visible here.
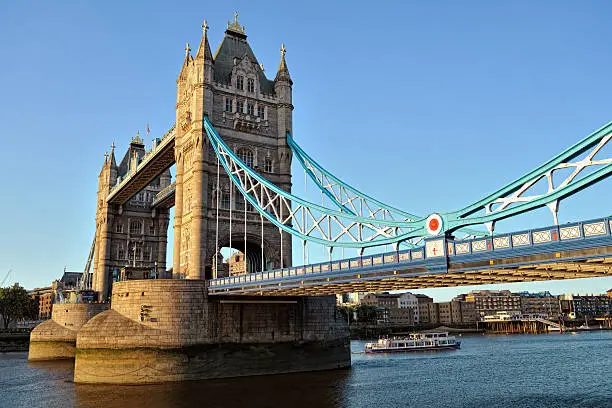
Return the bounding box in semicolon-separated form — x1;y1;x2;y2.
93;136;172;300
172;17;293;280
74;280;350;384
28;303;108;360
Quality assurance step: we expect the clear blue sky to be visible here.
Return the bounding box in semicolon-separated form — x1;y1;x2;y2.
0;1;610;300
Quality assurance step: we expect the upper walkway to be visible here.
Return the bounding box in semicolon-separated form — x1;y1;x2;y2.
106;126;176;205
208;217;612;296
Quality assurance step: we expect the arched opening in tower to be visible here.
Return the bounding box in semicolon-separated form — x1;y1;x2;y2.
217;241;271;278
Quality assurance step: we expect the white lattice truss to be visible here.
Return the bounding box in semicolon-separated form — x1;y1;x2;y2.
485;133;612;226
302;158;413;223
215;143;422;249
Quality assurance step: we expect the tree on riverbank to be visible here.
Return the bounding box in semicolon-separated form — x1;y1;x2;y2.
0;284;38;329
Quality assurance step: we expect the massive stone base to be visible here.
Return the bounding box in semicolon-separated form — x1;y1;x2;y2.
74;280;350;384
28;303;108;361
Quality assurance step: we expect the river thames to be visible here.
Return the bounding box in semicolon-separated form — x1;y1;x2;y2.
1;331;611;408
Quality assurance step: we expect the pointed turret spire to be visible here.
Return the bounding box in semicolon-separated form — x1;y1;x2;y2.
275;43;292;84
179;42;193;81
195;20;213;61
108;142;117;169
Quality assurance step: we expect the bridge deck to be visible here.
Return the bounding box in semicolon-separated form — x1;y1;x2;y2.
208;218;612;296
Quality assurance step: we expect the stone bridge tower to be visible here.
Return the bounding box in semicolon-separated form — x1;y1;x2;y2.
174;15;293;280
93;137;171;300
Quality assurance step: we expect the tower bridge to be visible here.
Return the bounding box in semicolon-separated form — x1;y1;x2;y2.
28;15;612;384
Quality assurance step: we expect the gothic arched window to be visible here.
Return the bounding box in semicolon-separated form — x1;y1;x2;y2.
237;148;254;168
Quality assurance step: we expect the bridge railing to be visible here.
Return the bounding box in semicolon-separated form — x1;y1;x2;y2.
208;217;611;290
449;217;611;257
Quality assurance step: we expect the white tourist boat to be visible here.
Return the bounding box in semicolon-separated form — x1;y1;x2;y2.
365;332;461;353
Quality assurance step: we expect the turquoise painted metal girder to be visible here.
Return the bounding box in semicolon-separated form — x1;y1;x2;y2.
287;131;486;239
443;122;612;232
287;132;419;220
205;116;611;247
204;117;428;248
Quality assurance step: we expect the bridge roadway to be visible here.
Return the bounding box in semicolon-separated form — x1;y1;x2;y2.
208;217;612;296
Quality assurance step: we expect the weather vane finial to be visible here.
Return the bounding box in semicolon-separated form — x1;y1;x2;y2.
281;43;286;57
185;42;191;57
227;11;245;34
202;20;208;34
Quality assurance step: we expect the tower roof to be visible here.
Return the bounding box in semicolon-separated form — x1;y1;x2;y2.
212;13;275;94
117;132;146;178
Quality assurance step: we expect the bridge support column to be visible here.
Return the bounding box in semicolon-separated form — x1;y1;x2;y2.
73;280;350;384
187;137;208;280
172;154;184;278
94;212;113;300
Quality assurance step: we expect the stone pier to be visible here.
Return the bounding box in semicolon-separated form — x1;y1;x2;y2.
74;280;350;384
28;303;108;361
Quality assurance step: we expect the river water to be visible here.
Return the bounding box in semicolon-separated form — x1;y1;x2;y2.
1;331;611;408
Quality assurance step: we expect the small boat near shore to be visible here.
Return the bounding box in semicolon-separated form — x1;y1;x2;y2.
365;332;461;354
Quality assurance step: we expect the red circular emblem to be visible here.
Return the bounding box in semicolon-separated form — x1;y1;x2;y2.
429;218;440;232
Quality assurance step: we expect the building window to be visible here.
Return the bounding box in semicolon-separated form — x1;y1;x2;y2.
235;194;245;211
129;220;142;235
221;189;231;209
225;98;233;112
247;78;255;93
247;103;254;116
144;246;151;261
116;223;124;233
237;148;254;167
236;76;244;90
134;246;142;260
257;106;265;118
118;247;125;260
236;101;244;113
264;157;273;173
149;225;155;235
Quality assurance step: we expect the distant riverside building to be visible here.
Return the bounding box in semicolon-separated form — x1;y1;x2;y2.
559;294;611;319
358;292;474;326
518;291;560;319
28;286;54;319
376;307;414;326
464;290;522;319
359;292;414;326
429;298;477;326
360;292;400;309
354;289;611;325
417;294;434;324
227;251;247;276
